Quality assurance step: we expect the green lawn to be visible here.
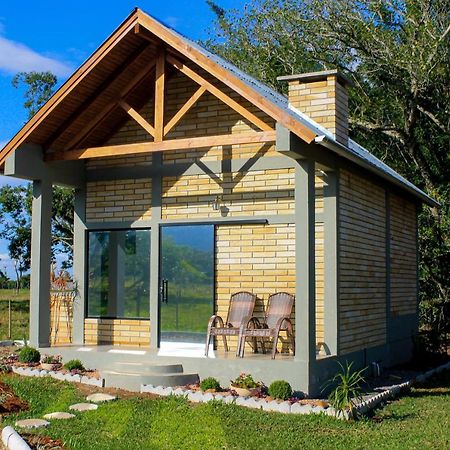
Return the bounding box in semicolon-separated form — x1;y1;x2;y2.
0;289;30;340
1;370;449;449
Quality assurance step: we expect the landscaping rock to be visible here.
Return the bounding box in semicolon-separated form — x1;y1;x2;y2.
43;412;76;420
291;403;313;415
15;419;50;429
201;393;215;403
86;393;116;403
69;403;98;412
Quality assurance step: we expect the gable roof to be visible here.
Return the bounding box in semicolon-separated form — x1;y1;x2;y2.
0;8;437;207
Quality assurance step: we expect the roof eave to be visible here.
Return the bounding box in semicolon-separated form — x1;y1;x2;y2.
315;135;439;208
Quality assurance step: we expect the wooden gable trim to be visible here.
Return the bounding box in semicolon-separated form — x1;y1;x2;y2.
0;9;141;165
136;10;317;144
119;100;155;137
45;131;276;161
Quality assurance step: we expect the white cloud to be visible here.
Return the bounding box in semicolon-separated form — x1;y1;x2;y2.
164;16;180;29
0;36;72;77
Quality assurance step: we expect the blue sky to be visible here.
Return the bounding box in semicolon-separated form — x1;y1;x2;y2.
0;0;245;276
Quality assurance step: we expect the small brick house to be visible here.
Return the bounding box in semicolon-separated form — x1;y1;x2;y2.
0;9;436;394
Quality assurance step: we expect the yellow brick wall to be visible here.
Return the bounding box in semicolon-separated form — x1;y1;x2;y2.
50;292;74;345
215;224;296;352
288;76;348;145
315;222;325;345
339;170;387;354
162;169;295;220
390;194;418;316
84;318;150;346
86;178;152;222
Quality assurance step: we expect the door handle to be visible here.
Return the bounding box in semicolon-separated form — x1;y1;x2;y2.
160;279;168;303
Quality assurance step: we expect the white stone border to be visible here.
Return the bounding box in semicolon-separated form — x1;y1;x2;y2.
141;360;450;420
1;426;31;450
10;366;105;387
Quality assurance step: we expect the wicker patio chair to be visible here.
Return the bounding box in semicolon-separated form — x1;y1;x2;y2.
238;292;295;359
205;291;257;357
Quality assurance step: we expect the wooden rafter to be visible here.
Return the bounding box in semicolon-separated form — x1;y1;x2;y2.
44;43;150;150
164;85;206;136
45;131;276;161
167;55;273;132
154;49;165;142
65;61;157;150
118;100;155;137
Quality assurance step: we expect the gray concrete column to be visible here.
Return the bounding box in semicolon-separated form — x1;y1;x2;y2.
29;179;53;347
323;170;338;355
150;152;162;349
72;187;86;344
295;159;316;364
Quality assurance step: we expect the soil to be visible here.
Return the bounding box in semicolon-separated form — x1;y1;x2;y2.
22;433;65;450
0;381;28;414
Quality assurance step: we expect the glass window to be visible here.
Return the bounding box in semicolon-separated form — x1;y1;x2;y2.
87;229;150;319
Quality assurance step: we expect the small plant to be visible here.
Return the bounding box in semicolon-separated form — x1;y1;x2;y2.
231;373;261;389
18;346;41;364
322;361;366;417
64;359;85;372
200;377;221;391
41;354;62;365
268;380;292;400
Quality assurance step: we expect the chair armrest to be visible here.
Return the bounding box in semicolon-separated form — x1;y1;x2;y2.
207;315;225;330
274;317;292;332
239;316;261;334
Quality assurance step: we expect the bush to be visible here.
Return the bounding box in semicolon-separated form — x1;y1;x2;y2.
268;380;292;400
18;346;41;364
200;377;221;391
64;359;85;371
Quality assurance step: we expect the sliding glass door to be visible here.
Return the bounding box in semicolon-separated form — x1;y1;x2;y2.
87;229;151;319
160;225;214;344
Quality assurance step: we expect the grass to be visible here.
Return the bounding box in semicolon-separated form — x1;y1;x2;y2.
0;370;449;449
0;289;30;340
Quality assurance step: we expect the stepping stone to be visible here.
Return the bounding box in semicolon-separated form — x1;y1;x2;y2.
43;412;76;420
86;393;117;403
15;418;50;429
69;403;98;412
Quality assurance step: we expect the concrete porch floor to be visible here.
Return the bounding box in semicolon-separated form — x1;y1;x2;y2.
40;344;312;391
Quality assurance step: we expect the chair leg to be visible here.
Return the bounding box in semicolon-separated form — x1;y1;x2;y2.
205;331;211;357
222;335;229;353
271;332;280;359
260;337;266;354
252;336;258;353
288;324;295;355
239;335;245;358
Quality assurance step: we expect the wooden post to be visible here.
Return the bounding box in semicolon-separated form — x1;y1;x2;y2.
154;49;165;142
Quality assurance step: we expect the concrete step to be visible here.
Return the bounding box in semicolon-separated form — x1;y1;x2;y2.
111;362;184;375
102;369;199;391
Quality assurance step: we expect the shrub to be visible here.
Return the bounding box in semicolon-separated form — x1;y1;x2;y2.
231;373;261;389
200;377;221;391
64;359;85;371
268;380;292;400
18;346;41;364
322;361;366;417
41;354;62;365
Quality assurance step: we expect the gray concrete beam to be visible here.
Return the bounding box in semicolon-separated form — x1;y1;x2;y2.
295;159;316;368
4;144;85;188
29;179;53;347
72;187;86;344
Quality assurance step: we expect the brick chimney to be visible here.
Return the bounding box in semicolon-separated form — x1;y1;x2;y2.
278;70;353;146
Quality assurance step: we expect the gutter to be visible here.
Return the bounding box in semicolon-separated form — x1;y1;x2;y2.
314;135;439;208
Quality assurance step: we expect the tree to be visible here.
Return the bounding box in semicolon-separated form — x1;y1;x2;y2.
12;71;57;119
0;72;74;286
206;0;449;348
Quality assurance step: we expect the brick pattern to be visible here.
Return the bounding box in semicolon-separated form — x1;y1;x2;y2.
390;194;417;316
315;222;325;344
84;318;150;346
50;292;74;345
288;76;348;145
339;170;387;354
86;154;152;170
86;179;152;222
162;169;295;220
215;224;296;352
103;69;277;165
